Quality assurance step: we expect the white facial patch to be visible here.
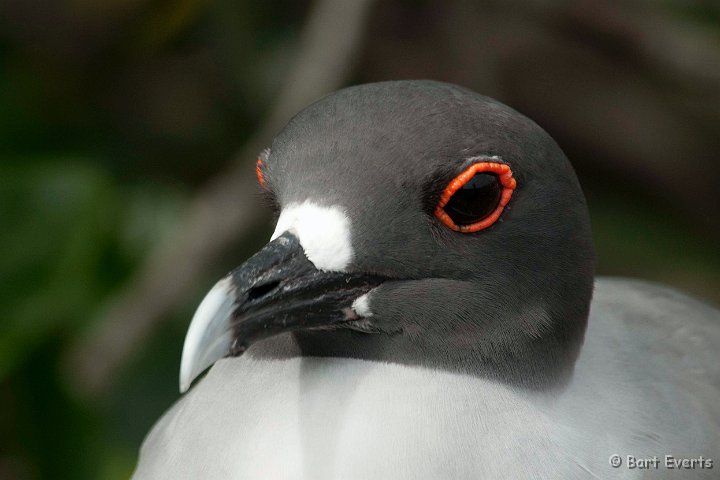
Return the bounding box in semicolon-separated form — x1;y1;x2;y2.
271;201;353;271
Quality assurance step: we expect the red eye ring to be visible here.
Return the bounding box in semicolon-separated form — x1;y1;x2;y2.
434;161;516;233
256;157;266;189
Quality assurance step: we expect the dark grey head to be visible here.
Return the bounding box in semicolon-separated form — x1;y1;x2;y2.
180;80;595;392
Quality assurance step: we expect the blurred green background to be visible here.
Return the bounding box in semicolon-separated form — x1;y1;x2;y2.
1;0;719;478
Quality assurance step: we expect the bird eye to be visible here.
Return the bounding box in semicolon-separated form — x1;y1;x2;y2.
256;148;270;189
434;161;516;232
256;157;266;188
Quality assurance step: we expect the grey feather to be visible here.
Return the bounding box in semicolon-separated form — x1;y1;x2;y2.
134;278;719;479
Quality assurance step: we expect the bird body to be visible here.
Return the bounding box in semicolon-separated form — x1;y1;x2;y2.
133;81;719;479
135;278;719;479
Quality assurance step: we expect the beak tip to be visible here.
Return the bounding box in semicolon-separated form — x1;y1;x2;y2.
179;365;195;393
179;360;195;393
179;378;189;394
179;277;236;394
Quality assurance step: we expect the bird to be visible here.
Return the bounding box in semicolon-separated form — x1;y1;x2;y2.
133;80;720;479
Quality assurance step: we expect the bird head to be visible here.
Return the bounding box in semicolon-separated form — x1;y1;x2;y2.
180;80;595;393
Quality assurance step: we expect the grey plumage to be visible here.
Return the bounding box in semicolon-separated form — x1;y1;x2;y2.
133;81;720;479
261;80;594;387
136;279;719;478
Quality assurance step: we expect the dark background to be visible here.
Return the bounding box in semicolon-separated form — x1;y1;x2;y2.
1;1;719;478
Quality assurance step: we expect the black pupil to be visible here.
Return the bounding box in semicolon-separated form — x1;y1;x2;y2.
444;172;501;225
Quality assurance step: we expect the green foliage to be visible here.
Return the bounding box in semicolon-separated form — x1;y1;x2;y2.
592;192;720;304
0;160;184;379
0;159;187;479
0;0;306;476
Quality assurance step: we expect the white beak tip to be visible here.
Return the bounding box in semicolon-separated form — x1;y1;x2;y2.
179;277;236;393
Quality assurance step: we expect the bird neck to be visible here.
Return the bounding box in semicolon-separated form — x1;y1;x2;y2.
290;323;587;391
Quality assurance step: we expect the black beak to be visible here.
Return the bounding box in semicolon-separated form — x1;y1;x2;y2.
179;232;384;392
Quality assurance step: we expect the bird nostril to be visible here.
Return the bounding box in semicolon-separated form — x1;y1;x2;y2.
247;280;281;302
